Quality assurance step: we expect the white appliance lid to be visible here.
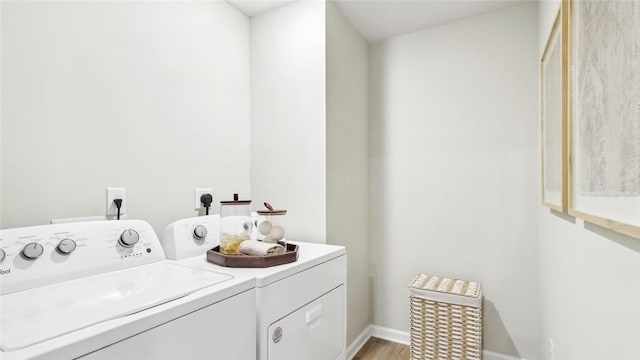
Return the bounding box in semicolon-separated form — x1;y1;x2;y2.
174;241;346;288
0;262;232;351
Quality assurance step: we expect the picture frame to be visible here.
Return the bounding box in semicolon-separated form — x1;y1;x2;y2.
567;0;640;239
540;7;567;212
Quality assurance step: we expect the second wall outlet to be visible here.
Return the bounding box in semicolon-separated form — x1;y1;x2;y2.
194;188;213;210
106;187;126;216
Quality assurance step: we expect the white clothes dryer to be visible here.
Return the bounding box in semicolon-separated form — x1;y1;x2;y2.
163;215;347;360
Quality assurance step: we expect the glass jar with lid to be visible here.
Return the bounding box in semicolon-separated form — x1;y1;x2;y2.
256;202;288;249
219;193;252;254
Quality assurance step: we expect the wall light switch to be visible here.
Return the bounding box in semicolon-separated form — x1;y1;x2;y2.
106;187;126;216
194;188;213;210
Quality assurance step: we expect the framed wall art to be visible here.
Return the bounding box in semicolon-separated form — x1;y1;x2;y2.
568;0;640;239
541;8;567;212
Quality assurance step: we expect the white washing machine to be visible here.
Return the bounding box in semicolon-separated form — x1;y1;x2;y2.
0;220;256;360
163;215;347;360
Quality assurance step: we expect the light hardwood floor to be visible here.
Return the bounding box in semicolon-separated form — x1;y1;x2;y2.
353;337;410;360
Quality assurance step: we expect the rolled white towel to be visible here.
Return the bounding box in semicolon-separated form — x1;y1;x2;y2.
238;240;285;256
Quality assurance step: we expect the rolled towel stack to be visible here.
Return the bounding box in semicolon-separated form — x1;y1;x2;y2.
238;240;286;256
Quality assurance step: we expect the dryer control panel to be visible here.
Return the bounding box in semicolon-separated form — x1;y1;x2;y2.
0;220;165;295
162;215;220;260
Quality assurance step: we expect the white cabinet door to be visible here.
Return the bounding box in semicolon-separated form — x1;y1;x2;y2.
267;285;345;360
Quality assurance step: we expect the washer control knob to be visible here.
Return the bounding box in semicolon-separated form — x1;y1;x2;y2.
56;238;77;255
193;225;208;240
118;229;140;248
0;249;5;262
22;242;44;260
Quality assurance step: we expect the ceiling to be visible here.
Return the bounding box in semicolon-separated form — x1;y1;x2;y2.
226;0;297;17
226;0;528;43
334;0;529;43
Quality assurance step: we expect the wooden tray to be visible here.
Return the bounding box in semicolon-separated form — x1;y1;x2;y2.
206;242;298;268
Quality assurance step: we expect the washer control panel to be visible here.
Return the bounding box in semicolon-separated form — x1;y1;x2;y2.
0;220;165;295
162;215;220;260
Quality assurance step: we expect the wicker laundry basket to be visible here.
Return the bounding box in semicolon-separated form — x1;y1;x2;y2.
409;274;483;360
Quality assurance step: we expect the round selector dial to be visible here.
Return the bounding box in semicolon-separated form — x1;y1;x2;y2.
193;225;208;240
22;242;44;260
56;238;77;255
0;249;6;263
118;229;140;248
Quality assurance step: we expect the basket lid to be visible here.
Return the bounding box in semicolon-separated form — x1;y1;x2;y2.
409;274;482;307
220;193;252;205
256;202;287;215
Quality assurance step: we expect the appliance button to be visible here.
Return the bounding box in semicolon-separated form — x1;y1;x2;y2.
56;238;77;255
22;242;44;260
193;225;208;240
118;229;140;248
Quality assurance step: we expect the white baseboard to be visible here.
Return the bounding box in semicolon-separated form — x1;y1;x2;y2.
346;324;525;360
483;350;525;360
370;324;410;345
345;325;372;360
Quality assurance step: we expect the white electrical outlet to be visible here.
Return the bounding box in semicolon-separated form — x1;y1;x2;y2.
194;188;213;210
548;338;554;360
106;187;126;217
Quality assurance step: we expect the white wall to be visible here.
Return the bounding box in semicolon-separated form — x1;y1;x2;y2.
368;4;541;359
326;0;370;346
0;1;250;233
0;1;3;225
538;2;640;359
250;0;326;243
